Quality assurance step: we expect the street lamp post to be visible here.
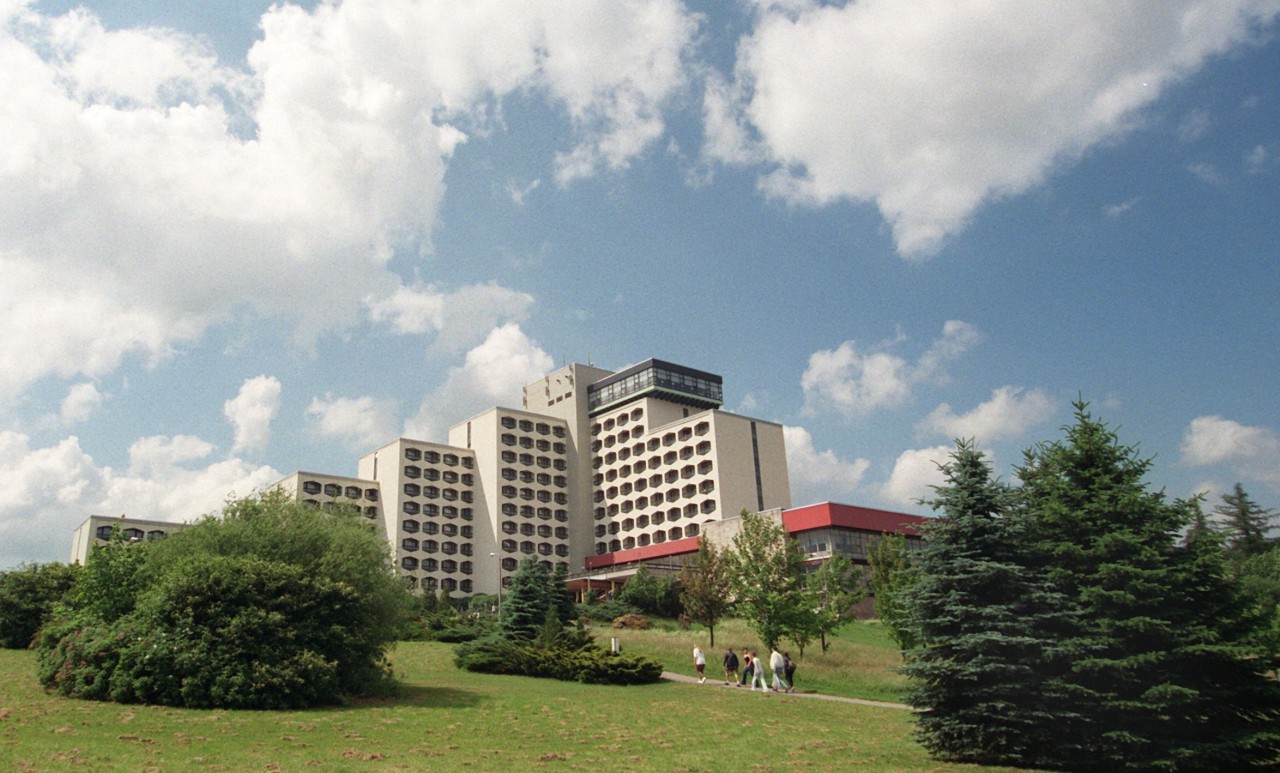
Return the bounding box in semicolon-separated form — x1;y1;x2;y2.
490;552;502;618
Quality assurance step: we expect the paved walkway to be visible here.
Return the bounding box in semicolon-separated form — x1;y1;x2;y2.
660;671;914;711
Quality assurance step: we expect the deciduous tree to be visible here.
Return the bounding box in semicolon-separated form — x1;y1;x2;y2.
679;538;731;646
724;511;805;650
866;532;919;652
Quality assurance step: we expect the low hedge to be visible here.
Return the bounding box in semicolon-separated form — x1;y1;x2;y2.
453;637;662;685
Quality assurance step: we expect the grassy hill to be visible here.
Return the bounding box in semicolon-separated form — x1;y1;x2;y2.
0;626;1022;771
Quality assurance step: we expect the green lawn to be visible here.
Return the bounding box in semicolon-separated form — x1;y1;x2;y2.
597;617;910;703
0;637;1020;772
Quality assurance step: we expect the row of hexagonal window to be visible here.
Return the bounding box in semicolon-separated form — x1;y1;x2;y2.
301;500;379;518
402;448;474;467
590;407;645;435
596;460;713;488
301;481;378;500
500;435;568;454
406;577;474;593
498;504;570;521
401;520;472;536
593;440;712;469
401;484;474;503
500;522;570;539
499;450;568;470
595;523;702;553
595;500;717;532
402;466;474;485
400;557;471;573
499;486;568;505
592;421;709;453
399;503;473;518
500;468;568;487
400;539;473;555
499;416;568;437
94;526;168;541
497;540;570;557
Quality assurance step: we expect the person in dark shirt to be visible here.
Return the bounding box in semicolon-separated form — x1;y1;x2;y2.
739;649;753;687
723;647;740;685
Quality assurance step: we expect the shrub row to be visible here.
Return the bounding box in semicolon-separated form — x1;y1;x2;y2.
453;636;662;685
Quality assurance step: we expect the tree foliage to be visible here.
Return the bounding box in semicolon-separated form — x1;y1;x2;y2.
1216;483;1276;558
905;440;1082;768
724;511;806;649
866;532;920;652
0;562;80;649
457;556;658;684
679;538;731;646
1014;403;1280;769
38;491;410;708
805;553;865;653
618;565;682;618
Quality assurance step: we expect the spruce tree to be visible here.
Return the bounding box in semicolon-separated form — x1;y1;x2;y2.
1018;403;1280;770
906;440;1082;768
500;557;552;643
1216;483;1275;558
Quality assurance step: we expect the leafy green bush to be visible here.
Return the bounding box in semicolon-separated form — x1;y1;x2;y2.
0;562;80;649
575;598;639;623
567;648;663;685
453;636;661;685
38;492;409;709
618;566;682;618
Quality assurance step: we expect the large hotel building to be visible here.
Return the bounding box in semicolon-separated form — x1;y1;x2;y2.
269;359;791;594
75;358;926;591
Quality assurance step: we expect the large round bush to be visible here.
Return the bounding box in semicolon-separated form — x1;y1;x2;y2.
38;492;409;708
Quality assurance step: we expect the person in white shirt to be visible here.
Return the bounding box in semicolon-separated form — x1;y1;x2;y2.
770;646;791;693
693;644;707;683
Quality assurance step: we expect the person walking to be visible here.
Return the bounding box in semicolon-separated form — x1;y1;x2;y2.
749;650;769;692
769;646;790;693
693;644;707;683
783;651;796;692
739;650;753;687
723;647;739;685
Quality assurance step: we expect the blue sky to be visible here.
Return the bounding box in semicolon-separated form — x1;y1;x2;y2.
2;0;1278;568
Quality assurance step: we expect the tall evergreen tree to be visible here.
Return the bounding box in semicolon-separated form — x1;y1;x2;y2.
1018;403;1280;770
1216;483;1275;558
500;557;553;642
906;440;1083;768
1181;495;1214;548
679;538;731;646
549;562;577;626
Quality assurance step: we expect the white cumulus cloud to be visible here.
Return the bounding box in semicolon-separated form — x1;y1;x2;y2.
0;430;278;569
223;375;282;454
706;0;1280;257
367;281;536;352
60;382;106;425
878;445;953;509
921;386;1057;442
1180;415;1280;490
405;323;554;441
801;321;982;416
0;0;697;401
307;394;400;451
783;425;871;505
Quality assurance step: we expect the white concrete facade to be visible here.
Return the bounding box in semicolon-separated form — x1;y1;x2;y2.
69;515;189;565
255;358;793;596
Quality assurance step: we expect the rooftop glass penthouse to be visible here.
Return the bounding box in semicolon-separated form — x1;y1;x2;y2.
587;359;723;416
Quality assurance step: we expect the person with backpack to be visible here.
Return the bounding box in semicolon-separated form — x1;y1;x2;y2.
723;646;740;685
